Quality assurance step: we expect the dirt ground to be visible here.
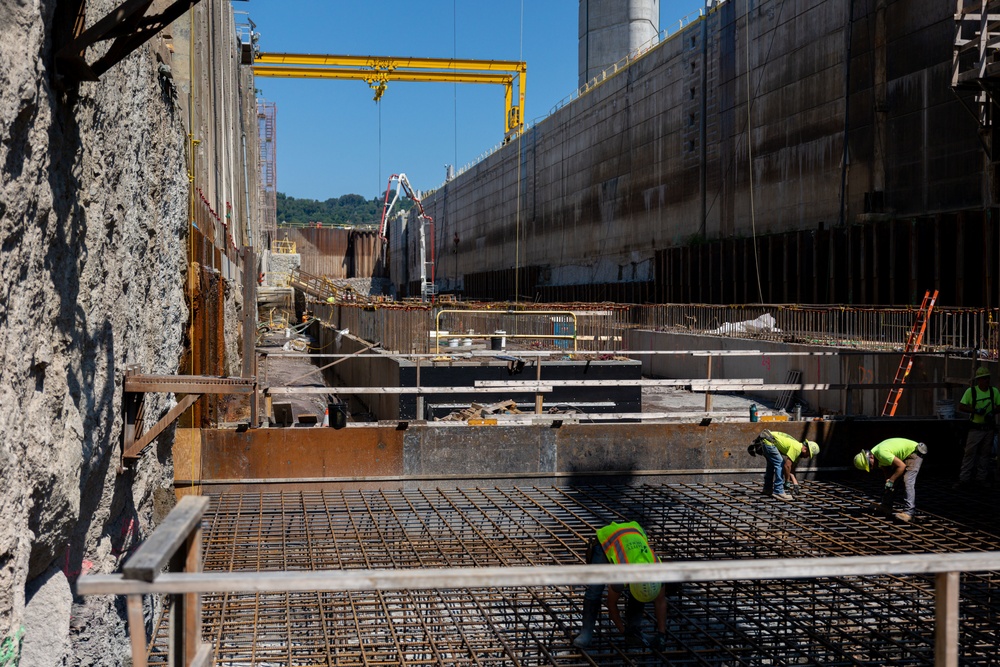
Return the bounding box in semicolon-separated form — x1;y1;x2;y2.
258;330;333;425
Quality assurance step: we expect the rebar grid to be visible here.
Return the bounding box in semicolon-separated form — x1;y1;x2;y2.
146;482;1000;666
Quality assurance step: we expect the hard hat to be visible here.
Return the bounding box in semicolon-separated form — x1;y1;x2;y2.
975;366;991;379
804;440;820;459
853;450;871;473
629;581;663;603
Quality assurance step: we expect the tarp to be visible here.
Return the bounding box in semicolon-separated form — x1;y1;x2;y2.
709;313;781;335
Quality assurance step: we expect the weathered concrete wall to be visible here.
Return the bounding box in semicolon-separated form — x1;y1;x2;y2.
0;2;259;663
401;0;984;304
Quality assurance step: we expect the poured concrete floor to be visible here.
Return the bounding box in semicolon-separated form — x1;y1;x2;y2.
150;480;1000;665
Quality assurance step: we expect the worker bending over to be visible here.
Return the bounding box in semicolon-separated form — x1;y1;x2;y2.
573;521;670;651
747;430;820;501
854;437;927;523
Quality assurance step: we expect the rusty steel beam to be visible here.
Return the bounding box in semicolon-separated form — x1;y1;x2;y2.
54;0;202;86
124;375;255;394
122;393;200;461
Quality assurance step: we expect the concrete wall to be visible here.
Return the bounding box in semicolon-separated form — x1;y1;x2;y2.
396;0;985;304
175;417;967;493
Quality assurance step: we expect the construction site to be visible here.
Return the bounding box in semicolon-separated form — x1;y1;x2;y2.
3;1;1000;666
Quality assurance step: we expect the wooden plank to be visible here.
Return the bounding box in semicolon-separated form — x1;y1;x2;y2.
122;496;209;582
267;386;554;395
475;378;764;387
189;645;214;667
126;595;147;667
184;528;202;664
935;571;960;667
79;551;1000;596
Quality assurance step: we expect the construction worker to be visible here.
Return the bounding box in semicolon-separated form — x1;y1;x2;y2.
853;438;928;523
747;430;820;501
956;366;999;486
573;521;669;651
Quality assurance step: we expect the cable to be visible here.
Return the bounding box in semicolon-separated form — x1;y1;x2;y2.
454;0;458;174
514;0;524;303
746;0;764;304
698;0;787;301
377;100;382;197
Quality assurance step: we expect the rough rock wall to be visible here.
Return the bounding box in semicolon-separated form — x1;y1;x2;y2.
0;1;189;664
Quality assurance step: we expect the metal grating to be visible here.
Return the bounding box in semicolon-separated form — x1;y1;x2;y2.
147;481;1000;665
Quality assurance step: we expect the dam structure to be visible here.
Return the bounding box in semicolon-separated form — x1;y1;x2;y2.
391;0;997;307
3;1;1000;667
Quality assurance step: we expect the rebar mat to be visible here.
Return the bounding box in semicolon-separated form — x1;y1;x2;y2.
147;481;1000;666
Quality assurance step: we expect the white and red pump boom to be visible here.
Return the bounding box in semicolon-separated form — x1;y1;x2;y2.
378;173;436;301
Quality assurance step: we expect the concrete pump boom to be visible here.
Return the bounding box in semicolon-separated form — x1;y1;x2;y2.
379;174;436;302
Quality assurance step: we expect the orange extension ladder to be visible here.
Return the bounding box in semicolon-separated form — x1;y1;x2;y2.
882;289;939;417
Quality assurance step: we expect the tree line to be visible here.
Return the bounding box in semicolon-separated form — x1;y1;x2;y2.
276;192;413;227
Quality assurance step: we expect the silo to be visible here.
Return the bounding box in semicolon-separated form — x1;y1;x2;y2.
578;0;660;88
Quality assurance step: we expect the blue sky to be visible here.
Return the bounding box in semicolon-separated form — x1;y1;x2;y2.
244;1;709;201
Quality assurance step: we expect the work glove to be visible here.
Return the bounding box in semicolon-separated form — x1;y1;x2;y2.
976;407;988;416
787;484;801;496
747;443;760;457
884;480;894;491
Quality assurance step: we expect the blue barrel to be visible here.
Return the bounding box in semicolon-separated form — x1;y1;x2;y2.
552;318;574;349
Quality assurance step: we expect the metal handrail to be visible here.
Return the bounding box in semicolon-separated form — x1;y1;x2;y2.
433;309;579;354
78;540;1000;667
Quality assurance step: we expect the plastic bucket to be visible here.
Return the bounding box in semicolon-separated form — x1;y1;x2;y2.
491;330;506;350
936;399;955;419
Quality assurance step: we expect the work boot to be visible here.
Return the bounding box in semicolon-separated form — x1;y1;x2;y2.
647;631;668;651
772;492;794;501
573;598;600;648
894;512;912;523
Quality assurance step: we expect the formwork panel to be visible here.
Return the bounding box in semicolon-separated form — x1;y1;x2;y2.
150;481;1000;665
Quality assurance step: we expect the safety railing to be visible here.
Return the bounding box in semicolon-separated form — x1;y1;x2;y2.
310;302;1000;357
77;495;999;667
434;309;579;353
270;237;296;254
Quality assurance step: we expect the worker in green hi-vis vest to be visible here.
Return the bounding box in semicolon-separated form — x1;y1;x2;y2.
854;437;928;523
572;521;674;652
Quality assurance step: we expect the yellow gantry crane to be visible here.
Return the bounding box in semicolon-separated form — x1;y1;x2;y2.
253;53;527;138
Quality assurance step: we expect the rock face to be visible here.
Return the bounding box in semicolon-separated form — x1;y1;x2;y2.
0;1;189;662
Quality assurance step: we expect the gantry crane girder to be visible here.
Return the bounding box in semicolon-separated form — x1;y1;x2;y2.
952;0;1000;129
253;53;527;138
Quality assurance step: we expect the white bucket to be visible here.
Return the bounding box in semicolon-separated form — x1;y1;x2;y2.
447;338;459;348
936;399;955;419
462;338;473;347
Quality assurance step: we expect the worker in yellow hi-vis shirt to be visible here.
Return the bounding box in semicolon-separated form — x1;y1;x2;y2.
573;521;674;652
854;437;927;523
747;430;820;500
